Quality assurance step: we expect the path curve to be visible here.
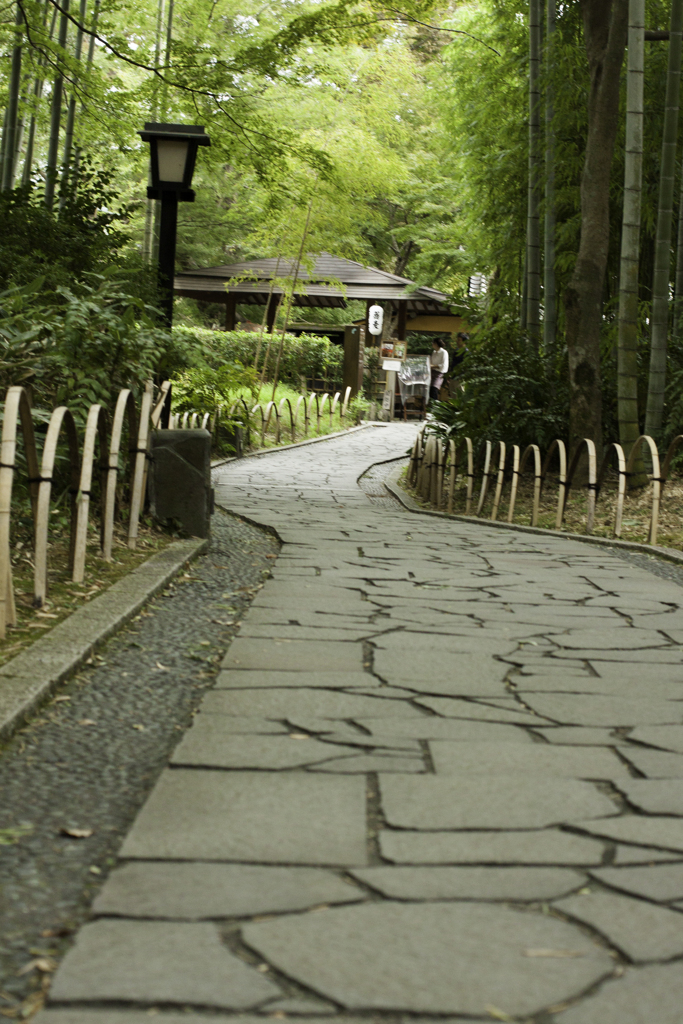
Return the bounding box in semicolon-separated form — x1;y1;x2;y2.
39;424;683;1024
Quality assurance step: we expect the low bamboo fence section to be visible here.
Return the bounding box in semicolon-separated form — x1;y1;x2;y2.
170;387;354;449
407;428;683;548
0;381;172;638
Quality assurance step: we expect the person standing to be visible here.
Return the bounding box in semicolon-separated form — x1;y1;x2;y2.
428;338;449;402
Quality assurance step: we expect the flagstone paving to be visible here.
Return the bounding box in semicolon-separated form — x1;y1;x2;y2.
37;423;683;1023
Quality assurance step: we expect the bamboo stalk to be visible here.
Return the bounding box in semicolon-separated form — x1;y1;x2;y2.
526;0;541;348
543;0;557;357
271;203;313;400
1;4;24;192
646;0;683;436
617;0;645;463
44;0;70;209
58;0;88;205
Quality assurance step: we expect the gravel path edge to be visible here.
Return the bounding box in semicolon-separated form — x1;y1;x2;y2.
0;536;208;741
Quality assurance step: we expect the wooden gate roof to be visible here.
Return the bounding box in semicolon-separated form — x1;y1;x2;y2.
174;253;451;314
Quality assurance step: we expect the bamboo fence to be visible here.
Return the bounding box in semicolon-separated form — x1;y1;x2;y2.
0;381;171;638
408;427;683;548
170;386;354;449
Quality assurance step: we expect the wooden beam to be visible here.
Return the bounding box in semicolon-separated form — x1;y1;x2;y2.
224;293;236;331
397;301;407;341
646;29;670;40
266;293;279;333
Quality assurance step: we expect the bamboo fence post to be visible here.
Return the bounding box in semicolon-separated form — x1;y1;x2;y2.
476;440;493;515
447;440;457;513
128;389;152;550
506;445;521;523
565;439;598;533
103;390;136;561
33;407;80;605
596;442;627;538
0;387;40;635
490;441;507;521
625;435;661;544
541;439;567;529
73;405;109;583
464;437;474;514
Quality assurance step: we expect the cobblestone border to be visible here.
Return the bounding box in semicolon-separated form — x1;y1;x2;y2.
0;537;207;741
383;460;683;568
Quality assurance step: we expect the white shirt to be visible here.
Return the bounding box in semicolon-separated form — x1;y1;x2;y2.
429;347;449;373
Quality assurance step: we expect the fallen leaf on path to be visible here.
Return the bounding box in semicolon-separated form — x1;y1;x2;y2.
155;662;170;671
523;949;585;958
132;724;145;731
53;696;71;703
485;1008;515;1022
89;865;101;875
77;719;96;726
289;734;309;740
18;958;56;976
60;828;93;839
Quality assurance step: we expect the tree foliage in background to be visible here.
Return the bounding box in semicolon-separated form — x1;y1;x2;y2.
3;0;683;462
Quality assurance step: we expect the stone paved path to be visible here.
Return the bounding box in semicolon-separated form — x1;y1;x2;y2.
37;424;683;1024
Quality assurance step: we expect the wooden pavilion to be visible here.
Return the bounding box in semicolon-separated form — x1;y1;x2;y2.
173;253;458;339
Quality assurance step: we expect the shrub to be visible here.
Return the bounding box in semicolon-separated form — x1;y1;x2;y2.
172;326;343;390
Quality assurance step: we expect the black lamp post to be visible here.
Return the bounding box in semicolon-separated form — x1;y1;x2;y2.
138;122;211;328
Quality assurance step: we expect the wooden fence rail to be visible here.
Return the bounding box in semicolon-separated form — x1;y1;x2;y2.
171;387;354;451
0;381;170;638
408;427;683;548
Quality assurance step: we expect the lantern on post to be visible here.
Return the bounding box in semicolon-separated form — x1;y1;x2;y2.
138;123;211;328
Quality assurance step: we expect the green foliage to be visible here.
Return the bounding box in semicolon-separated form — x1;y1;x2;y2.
45;274;183;421
362;347;381;398
172;327;343;389
427;321;569;454
0;272;189;423
0;164;154;295
0;278;52;391
348;393;369;424
171;363;259;413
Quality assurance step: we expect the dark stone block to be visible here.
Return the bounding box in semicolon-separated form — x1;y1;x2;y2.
149;430;212;538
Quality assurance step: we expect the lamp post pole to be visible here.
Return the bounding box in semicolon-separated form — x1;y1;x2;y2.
157;191;178;329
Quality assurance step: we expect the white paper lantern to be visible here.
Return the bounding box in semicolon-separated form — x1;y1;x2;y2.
368;304;384;335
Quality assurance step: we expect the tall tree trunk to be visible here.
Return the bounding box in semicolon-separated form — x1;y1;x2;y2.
564;0;628;451
44;0;70;209
617;0;645;460
71;0;100;185
59;0;87;205
1;4;24;192
645;0;683;436
144;0;166;263
526;0;541;348
543;0;557;358
23;5;58;187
